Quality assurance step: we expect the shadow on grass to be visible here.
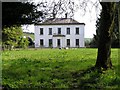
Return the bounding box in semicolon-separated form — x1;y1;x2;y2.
2;57;120;89
70;66;102;89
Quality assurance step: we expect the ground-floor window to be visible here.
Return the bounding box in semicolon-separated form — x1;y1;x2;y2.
40;39;44;46
67;39;70;47
49;39;52;47
76;39;79;47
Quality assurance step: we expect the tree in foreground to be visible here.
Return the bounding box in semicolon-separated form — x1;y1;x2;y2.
2;26;29;50
2;2;42;28
2;2;42;50
95;2;117;70
90;3;119;48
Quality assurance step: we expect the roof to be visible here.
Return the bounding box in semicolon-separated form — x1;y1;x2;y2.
35;18;85;25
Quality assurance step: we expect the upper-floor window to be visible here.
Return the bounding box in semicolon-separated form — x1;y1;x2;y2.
40;39;44;46
58;28;61;34
66;28;70;35
76;27;79;34
40;28;43;35
49;28;52;35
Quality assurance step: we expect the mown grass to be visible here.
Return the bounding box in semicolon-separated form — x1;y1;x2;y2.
2;48;120;89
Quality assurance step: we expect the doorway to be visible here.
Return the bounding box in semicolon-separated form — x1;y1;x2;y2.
57;39;61;47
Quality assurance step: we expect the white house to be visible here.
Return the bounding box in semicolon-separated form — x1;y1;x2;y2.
34;18;85;48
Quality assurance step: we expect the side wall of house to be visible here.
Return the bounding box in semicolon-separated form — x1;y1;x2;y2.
34;25;85;48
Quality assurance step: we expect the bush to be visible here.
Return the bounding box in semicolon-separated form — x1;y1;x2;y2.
2;26;29;50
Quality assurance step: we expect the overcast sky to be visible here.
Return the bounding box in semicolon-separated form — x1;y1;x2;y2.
22;0;102;38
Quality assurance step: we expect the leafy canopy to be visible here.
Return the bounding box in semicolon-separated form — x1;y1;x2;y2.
2;2;43;28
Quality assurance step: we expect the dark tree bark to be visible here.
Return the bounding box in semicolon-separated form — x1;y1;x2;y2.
95;2;115;70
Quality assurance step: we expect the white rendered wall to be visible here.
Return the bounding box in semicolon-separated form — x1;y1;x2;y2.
34;25;85;48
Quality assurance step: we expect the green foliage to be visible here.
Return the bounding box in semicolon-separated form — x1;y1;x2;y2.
2;2;42;28
2;2;41;49
91;3;119;48
18;37;29;49
2;48;119;89
23;32;34;40
2;26;23;50
89;14;101;48
90;34;98;48
84;38;92;47
2;26;29;50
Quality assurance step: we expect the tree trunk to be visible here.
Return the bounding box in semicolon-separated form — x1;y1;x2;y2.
95;2;114;70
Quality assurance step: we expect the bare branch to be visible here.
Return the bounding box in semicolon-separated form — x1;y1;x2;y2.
35;0;101;22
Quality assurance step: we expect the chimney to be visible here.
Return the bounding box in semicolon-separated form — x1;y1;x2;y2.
65;13;67;18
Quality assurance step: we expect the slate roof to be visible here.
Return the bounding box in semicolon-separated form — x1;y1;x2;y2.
35;18;85;25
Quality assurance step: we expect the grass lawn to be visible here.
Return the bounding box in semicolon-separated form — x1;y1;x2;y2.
2;48;120;89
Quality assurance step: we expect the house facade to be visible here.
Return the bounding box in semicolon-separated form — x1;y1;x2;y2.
34;18;85;48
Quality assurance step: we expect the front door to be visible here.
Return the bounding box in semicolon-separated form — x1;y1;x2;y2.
57;39;61;47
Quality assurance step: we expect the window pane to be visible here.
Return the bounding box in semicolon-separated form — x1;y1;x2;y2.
49;39;52;47
49;28;52;35
40;39;44;46
76;39;79;46
67;39;70;46
76;28;79;34
40;28;43;35
67;28;70;34
58;28;61;34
